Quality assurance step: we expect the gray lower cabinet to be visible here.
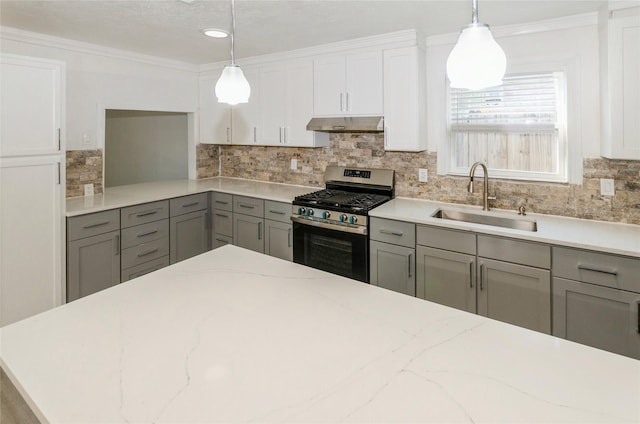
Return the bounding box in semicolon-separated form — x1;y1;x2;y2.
169;193;209;264
67;209;121;302
211;192;233;250
122;256;170;282
552;246;640;359
233;213;264;253
370;218;416;296
264;200;292;261
416;246;475;313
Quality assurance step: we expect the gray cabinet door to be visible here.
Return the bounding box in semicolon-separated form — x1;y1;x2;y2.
233;214;264;253
478;258;551;334
265;219;292;261
416;246;476;313
170;210;208;264
67;230;120;301
370;241;415;296
553;277;640;359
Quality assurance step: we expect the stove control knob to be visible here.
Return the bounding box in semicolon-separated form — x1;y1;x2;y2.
306;209;314;217
339;214;348;223
349;216;358;224
297;207;305;215
322;211;331;219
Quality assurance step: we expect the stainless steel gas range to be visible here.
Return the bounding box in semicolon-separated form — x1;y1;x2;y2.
291;166;395;283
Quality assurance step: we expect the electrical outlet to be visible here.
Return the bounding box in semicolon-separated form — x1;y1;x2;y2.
418;168;428;183
290;158;298;170
600;178;615;196
84;183;94;197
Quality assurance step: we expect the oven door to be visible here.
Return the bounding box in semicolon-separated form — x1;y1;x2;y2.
292;219;369;283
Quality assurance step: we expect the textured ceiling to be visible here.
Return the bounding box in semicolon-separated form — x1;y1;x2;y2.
0;0;607;65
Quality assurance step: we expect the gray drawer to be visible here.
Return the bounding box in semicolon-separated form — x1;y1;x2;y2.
121;201;169;228
370;218;415;248
121;219;169;249
212;192;233;211
213;210;233;237
265;200;291;223
67;209;120;241
170;193;208;217
234;195;264;217
417;225;476;255
478;235;550;269
121;237;169;269
121;256;169;282
212;233;233;249
553;246;640;293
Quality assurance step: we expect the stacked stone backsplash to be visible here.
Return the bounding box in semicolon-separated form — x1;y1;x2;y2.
196;143;220;179
217;133;640;225
66;150;103;198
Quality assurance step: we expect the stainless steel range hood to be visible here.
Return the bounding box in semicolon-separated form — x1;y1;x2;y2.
306;116;384;132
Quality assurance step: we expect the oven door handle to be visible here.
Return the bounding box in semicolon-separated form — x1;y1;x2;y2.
291;216;368;235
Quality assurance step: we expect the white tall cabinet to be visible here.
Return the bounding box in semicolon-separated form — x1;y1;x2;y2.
0;54;65;326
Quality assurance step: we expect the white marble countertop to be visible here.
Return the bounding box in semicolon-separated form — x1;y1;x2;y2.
371;197;640;258
1;245;639;423
66;177;317;217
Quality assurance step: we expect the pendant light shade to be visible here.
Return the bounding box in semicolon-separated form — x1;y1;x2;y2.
446;0;506;91
215;0;250;104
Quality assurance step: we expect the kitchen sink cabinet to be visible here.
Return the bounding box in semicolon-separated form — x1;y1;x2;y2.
370;218;416;296
382;46;426;152
264;201;292;261
552;246;640;359
169;193;209;264
313;51;383;117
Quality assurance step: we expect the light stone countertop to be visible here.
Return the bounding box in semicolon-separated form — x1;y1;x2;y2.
371;197;640;258
65;177;318;217
1;245;639;423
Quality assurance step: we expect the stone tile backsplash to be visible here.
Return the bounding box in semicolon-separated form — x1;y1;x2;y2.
66;135;640;225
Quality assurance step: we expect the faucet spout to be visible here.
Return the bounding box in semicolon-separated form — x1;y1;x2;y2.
468;161;492;211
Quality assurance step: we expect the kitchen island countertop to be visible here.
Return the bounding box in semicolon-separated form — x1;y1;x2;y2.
1;245;639;423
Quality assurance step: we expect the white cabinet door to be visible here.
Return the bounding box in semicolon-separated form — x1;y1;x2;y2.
232;66;260;145
199;73;232;144
0;55;63;157
1;156;63;326
345;51;383;116
383;47;426;151
284;59;315;146
313;55;346;116
259;64;287;145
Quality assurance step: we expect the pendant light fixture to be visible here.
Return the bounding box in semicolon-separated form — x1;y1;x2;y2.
446;0;506;91
215;0;250;105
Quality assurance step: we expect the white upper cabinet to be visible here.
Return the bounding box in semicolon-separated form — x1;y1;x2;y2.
199;72;232;144
600;7;640;159
313;51;383;116
0;55;63;157
383;46;426;152
232;65;261;145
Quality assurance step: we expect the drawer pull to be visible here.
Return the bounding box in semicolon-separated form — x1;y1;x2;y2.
479;263;485;291
269;210;286;215
137;248;159;258
239;204;255;209
137;230;158;238
136;210;158;218
83;221;110;229
181;202;200;208
407;253;412;278
469;261;474;288
258;222;262;240
379;229;403;236
215;200;229;205
215;238;228;244
577;264;618;276
215;213;229;218
637;301;640;334
114;235;120;256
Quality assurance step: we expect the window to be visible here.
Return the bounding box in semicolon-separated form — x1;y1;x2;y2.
448;72;567;182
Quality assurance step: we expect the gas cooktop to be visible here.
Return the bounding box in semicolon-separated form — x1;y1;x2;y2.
294;189;390;213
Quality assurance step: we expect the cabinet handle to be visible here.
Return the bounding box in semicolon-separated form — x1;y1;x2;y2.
379;229;403;236
239;204;255;209
384;126;389;148
181;202;199;208
637;301;640;334
469;261;474;288
226;127;230;143
215;200;229;205
57;162;61;185
288;228;292;247
58;128;61;151
253;127;257;143
84;221;110;229
258;222;262;240
215;238;228;244
137;248;158;258
279;127;283;143
407;253;412;278
340;93;344;112
215;213;229;218
269;210;286;215
577;264;618;276
136;210;158;218
346;92;350;112
284;126;289;143
479;263;485;291
137;229;158;238
114;235;120;256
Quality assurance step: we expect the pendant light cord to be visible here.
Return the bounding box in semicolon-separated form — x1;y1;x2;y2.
230;0;236;65
471;0;479;24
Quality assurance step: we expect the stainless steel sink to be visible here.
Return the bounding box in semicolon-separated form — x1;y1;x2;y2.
431;209;538;232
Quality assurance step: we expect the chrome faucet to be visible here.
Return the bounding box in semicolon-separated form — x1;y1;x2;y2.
468;161;495;211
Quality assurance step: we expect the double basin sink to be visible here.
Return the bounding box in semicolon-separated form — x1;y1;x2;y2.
432;208;538;232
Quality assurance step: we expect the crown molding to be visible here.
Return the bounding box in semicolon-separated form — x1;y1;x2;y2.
426;12;599;47
0;26;199;73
